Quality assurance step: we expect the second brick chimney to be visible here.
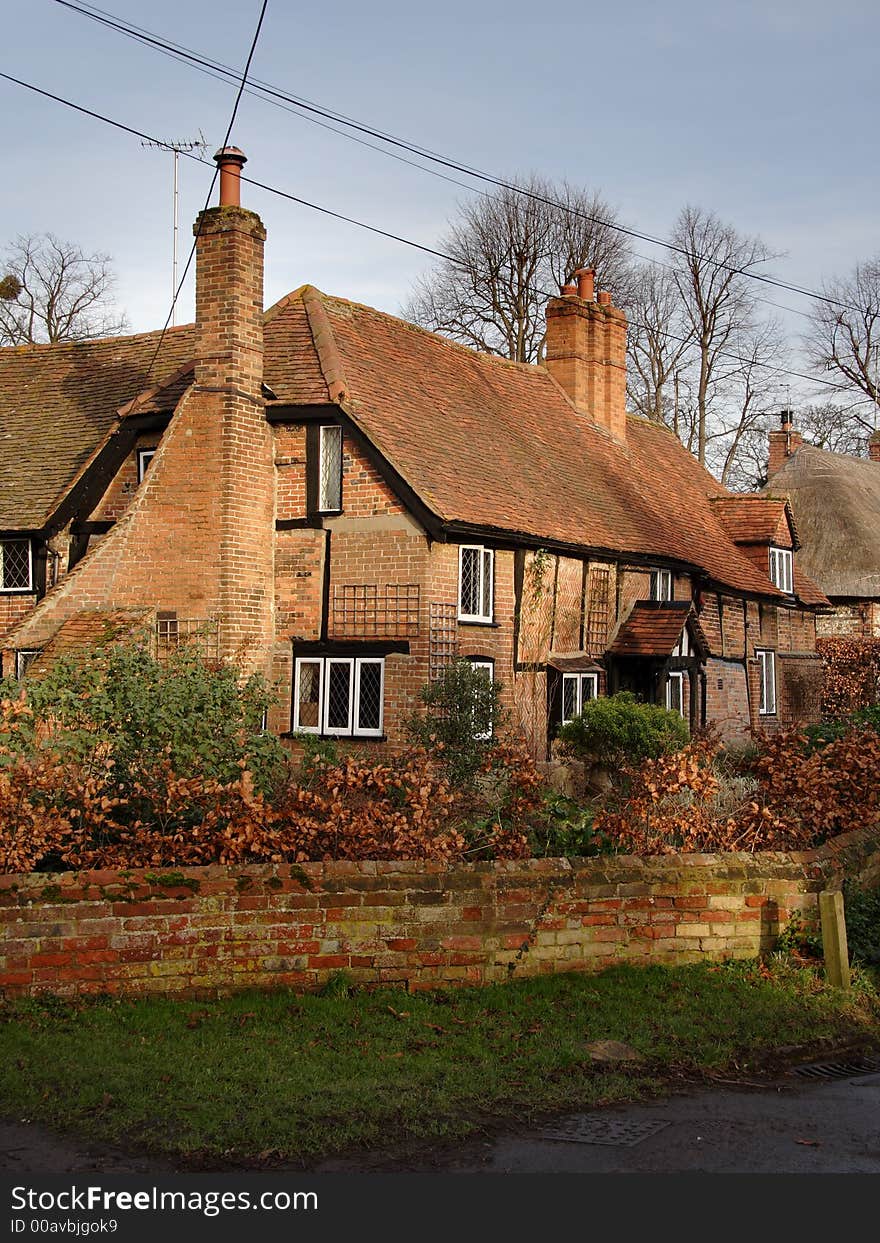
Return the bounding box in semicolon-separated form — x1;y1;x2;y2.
544;269;628;442
869;430;880;463
768;409;803;478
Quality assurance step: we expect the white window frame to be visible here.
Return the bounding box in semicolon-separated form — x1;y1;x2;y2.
0;539;33;592
318;424;343;512
468;658;495;740
650;568;673;602
458;546;494;623
292;657;324;735
15;649;40;679
666;670;686;717
768;546;793;594
756;649;777;716
293;655;385;738
137;448;157;483
561;672;599;724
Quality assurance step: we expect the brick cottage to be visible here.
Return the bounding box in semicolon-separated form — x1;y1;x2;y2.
0;147;828;755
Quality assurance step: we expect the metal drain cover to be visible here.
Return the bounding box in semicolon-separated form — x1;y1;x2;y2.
538;1117;671;1147
792;1055;880;1082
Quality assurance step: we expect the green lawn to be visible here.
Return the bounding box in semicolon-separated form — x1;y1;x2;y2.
2;959;878;1165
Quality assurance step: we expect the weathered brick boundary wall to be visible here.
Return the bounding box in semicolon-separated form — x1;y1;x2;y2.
2;827;878;998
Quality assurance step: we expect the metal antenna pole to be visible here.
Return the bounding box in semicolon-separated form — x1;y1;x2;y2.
142;134;210;326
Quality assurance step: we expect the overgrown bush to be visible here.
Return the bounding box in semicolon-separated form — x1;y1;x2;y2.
404;659;504;786
0;637;285;795
557;691;689;767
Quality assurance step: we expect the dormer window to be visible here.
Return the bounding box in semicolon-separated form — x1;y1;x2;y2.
650;568;673;602
458;546;494;622
318;425;343;512
769;547;793;594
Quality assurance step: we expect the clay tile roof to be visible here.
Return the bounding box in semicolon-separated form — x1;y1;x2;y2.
608;602;706;658
264;288;801;602
765;444;880;600
26;609;148;677
709;495;796;547
0;326;195;530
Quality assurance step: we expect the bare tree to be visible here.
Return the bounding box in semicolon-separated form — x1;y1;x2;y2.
710;318;788;487
804;256;880;435
671;206;775;464
404;176;632;363
0;233;128;345
626;262;694;423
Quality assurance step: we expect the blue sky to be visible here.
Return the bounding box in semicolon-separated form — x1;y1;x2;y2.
2;0;878;348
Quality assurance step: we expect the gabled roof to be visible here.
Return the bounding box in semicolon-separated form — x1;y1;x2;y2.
764;444;880;600
264;287;813;604
0;326;195;530
608;601;708;658
0;286;827;609
709;495;799;549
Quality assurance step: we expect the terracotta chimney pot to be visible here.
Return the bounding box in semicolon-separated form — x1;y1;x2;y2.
574;268;595;301
597;290;612;306
214;146;247;207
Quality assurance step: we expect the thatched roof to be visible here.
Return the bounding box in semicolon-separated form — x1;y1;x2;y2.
764;445;880;599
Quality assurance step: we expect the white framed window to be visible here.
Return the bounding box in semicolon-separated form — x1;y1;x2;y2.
756;649;777;716
137;448;157;483
768;546;793;594
458;546;494;622
293;655;384;738
561;672;599;724
0;539;32;592
318;425;343;512
468;658;495;740
15;649;40;679
650;568;673;602
666;670;686;717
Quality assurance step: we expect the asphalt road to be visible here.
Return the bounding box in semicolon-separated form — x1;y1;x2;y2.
3;1067;880;1174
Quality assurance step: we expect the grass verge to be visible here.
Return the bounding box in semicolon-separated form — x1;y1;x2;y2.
1;957;878;1166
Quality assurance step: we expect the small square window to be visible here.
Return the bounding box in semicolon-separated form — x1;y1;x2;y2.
756;649;777;715
318;425;343;512
769;547;793;594
650;569;673;602
0;540;32;592
458;546;494;622
14;649;40;679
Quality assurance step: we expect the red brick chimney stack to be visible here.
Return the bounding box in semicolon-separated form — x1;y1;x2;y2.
768;409;803;478
544;271;627;442
869;430;880;463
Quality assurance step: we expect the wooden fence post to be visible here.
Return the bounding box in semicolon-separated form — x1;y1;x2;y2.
819;890;851;990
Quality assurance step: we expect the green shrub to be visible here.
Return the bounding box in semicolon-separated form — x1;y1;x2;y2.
843;880;880;966
556;692;689;767
0;636;285;795
404;660;504;786
530;794;609;858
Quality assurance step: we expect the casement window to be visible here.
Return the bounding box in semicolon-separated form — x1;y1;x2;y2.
756;649;777;716
768;546;793;594
137;448;156;483
14;649;40;679
458;546;494;622
318;425;343;512
467;658;495;740
293;655;384;738
650;568;673;602
0;539;32;592
666;670;686;717
561;672;598;724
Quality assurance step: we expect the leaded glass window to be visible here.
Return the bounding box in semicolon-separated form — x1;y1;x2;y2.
318;425;343;511
458;546;493;622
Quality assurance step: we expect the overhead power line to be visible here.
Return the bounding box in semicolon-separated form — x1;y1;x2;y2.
0;69;852;395
52;0;862;318
139;0;269;388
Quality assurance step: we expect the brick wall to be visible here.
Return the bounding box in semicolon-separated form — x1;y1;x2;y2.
2;827;876;998
0;593;36;639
